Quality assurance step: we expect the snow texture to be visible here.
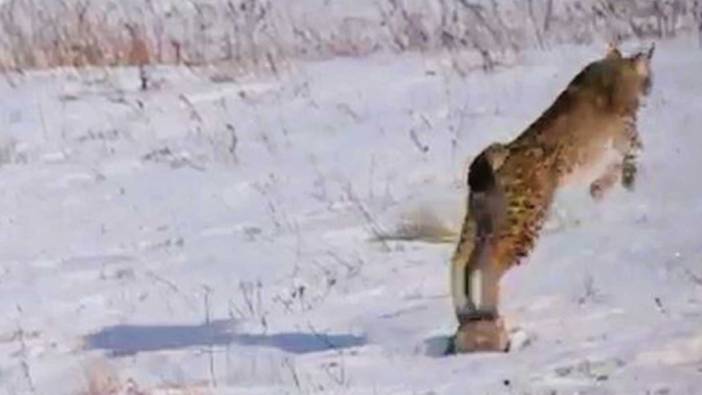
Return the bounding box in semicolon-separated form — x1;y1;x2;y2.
1;37;702;394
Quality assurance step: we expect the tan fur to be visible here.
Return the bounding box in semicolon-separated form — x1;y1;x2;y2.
451;44;654;351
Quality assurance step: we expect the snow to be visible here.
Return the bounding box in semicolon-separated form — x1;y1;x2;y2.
1;38;702;394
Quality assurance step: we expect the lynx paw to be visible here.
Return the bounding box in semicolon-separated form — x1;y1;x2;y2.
452;318;509;353
622;163;637;191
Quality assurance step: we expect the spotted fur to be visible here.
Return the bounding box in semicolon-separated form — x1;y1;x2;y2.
451;44;655;330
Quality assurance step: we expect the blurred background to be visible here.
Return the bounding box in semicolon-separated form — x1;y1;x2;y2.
0;0;700;72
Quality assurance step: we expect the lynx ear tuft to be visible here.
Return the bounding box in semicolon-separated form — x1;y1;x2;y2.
605;42;622;60
645;42;655;60
633;43;654;77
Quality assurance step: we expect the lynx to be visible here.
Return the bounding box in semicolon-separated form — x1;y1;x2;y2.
450;43;655;352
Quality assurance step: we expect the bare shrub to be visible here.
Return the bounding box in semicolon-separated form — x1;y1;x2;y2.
0;0;699;73
79;359;144;395
0;135;18;166
380;205;459;244
79;359;211;395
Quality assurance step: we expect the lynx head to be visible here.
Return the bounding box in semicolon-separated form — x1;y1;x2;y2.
616;43;655;98
572;43;655;112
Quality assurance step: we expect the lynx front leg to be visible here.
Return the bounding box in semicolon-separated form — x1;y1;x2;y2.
617;118;644;191
621;151;638;191
590;162;623;200
591;118;643;199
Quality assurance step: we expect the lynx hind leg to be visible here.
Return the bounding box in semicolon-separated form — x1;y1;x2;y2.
450;212;476;315
452;148;505;317
450;148;513;353
450;207;504;321
450;199;510;353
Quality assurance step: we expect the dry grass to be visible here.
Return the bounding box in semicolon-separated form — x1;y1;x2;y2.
78;359;211;395
78;360;132;395
375;205;460;244
0;0;699;73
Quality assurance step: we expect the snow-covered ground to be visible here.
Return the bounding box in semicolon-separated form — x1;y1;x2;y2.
1;38;702;394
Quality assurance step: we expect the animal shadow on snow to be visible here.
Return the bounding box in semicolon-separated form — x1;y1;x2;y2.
84;319;366;357
423;334;455;357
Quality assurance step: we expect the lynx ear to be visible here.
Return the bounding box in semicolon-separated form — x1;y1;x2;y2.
605;42;622;60
633;43;655;76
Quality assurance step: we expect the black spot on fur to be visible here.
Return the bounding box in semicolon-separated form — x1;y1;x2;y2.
468;152;496;192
